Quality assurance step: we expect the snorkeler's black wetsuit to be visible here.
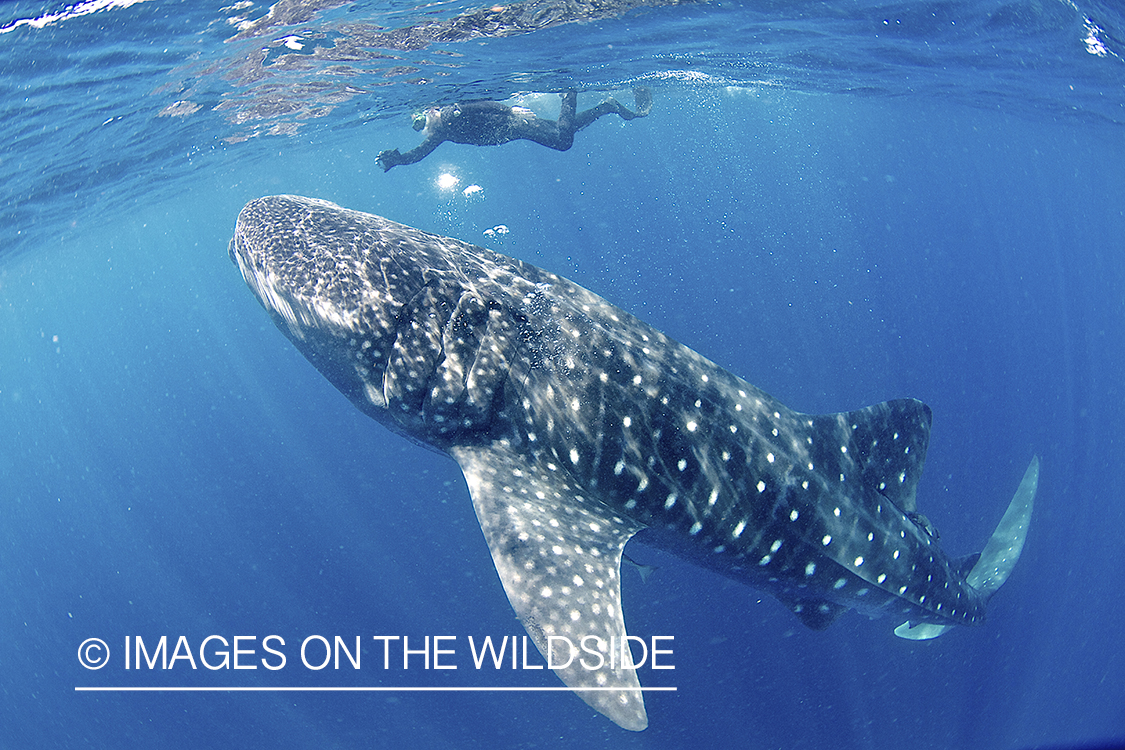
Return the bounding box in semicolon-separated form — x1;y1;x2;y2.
377;89;652;172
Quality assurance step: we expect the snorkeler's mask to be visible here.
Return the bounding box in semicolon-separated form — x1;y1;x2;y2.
411;111;427;131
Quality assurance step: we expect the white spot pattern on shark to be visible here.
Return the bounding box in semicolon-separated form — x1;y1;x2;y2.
230;195;1038;731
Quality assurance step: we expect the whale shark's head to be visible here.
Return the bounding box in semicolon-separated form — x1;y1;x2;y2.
229;194;538;450
228;195;443;424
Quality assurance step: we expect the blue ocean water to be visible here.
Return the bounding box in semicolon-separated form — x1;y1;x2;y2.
2;0;1124;748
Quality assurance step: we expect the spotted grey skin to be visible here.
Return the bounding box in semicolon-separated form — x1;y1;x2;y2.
229;195;1037;731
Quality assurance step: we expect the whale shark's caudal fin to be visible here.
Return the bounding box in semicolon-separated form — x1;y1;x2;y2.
895;456;1039;641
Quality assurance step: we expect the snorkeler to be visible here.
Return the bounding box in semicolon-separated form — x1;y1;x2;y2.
376;88;653;172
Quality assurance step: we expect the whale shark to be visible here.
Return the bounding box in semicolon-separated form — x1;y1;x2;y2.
229;195;1038;731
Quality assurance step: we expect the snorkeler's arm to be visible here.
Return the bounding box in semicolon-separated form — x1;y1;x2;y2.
377;135;442;172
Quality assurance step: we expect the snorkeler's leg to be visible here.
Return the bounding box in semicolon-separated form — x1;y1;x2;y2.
573;100;628;129
558;90;577;131
633;86;653;116
520;119;574;151
517;92;577;151
573;88;653;129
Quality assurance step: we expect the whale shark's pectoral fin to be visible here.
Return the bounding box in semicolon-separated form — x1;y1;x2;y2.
895;456;1039;641
450;445;649;731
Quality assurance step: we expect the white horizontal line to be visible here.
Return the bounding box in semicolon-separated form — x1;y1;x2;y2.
75;686;676;692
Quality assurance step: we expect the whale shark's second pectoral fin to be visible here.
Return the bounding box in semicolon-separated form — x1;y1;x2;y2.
451;445;649;731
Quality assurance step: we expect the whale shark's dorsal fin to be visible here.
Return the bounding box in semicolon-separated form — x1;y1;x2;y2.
895;456;1038;640
451;444;649;731
829;400;932;515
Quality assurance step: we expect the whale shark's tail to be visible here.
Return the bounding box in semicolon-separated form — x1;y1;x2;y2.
895;455;1039;640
